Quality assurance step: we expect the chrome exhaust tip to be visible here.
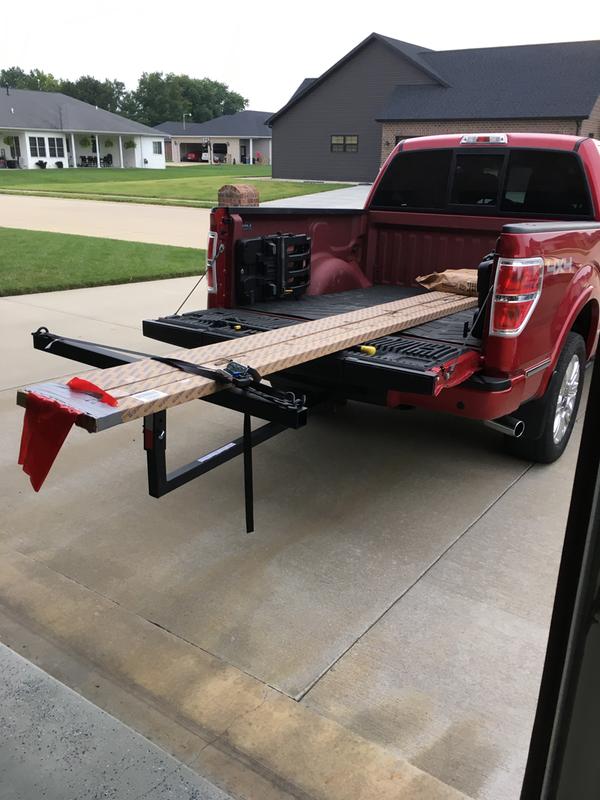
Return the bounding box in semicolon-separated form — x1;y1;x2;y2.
484;415;525;438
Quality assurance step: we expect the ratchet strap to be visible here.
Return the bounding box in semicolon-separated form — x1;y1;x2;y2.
150;356;262;388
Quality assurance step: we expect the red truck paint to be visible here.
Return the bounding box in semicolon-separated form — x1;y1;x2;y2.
207;134;600;429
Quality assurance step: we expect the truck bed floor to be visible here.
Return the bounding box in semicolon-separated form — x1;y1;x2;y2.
246;286;478;346
145;285;480;350
142;283;481;402
247;285;427;319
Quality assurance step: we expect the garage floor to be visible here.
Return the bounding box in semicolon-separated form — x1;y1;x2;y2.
0;278;579;800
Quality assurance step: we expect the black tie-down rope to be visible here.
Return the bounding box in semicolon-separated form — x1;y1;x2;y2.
173;243;224;316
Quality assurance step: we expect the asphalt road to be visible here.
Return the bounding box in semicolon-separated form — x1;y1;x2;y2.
0;278;583;800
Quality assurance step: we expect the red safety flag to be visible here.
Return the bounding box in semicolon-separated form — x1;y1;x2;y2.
18;393;81;492
67;377;118;407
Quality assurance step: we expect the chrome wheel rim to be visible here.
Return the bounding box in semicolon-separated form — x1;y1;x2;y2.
553;355;580;444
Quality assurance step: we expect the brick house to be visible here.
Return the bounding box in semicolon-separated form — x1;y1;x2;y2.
268;34;600;182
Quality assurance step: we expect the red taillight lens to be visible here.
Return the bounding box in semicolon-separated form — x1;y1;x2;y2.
491;300;535;333
495;261;543;295
206;231;218;294
489;257;544;337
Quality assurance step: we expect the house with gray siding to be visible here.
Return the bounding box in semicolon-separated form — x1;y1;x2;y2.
269;33;600;182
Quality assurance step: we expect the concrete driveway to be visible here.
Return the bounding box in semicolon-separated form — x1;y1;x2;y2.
0;194;209;248
0;279;580;800
262;183;371;209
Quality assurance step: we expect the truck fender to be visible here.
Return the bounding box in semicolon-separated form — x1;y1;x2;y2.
539;284;596;397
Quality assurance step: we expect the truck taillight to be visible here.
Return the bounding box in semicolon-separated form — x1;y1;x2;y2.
490;257;544;337
206;231;218;294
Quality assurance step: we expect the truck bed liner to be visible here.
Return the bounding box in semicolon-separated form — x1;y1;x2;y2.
144;285;480;349
247;285;427;319
142;287;481;402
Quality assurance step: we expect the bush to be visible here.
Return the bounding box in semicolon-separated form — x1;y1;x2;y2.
35;160;47;169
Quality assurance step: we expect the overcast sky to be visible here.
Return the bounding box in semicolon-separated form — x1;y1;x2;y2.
6;0;600;113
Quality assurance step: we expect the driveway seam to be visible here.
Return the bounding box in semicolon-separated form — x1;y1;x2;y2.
297;462;535;701
6;544;287;699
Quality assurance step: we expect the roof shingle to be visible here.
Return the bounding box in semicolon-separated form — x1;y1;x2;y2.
0;88;160;135
271;35;600;125
379;40;600;120
154;110;273;137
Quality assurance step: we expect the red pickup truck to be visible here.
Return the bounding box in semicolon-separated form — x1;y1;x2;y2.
144;133;600;463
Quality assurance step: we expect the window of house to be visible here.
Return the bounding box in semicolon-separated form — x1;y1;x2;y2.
330;135;358;153
152;141;162;155
91;135;97;154
29;137;46;158
48;137;65;158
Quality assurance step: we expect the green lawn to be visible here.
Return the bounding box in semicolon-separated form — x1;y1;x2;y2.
0;165;349;207
0;227;205;296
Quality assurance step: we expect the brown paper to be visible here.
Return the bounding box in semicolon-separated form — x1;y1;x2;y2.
416;269;478;297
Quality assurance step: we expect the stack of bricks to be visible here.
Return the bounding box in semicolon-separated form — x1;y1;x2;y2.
217;184;259;206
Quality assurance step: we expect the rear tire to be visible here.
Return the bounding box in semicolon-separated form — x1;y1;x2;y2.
506;332;586;463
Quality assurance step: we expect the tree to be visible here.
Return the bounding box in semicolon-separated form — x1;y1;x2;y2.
0;66;247;125
132;73;247;127
59;76;127;113
132;72;188;127
0;67;60;92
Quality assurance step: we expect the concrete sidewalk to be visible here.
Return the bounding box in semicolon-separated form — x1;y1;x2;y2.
0;643;231;800
0;194;209;248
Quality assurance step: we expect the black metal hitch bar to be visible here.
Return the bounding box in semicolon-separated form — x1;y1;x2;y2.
32;328;310;533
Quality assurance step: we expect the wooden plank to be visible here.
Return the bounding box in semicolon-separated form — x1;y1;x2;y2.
18;292;477;432
80;292;457;391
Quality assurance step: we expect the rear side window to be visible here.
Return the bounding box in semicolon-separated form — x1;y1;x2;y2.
372;150;452;210
371;148;592;217
500;151;591;215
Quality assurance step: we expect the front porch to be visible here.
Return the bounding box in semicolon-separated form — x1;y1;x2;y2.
67;133;135;169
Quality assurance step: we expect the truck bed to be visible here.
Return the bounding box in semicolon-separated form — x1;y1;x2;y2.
143;285;481;400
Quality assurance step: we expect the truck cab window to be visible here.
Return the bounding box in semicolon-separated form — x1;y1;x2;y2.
371;149;452;210
501;151;591;216
450;154;503;206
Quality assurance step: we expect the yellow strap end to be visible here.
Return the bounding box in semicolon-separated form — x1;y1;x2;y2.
360;345;377;356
